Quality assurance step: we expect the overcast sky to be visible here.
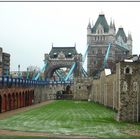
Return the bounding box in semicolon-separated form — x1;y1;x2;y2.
0;2;139;71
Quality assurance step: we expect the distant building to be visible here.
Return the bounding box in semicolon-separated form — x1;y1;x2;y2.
0;47;10;76
87;13;132;77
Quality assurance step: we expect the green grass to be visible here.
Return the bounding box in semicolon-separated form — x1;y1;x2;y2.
0;100;140;138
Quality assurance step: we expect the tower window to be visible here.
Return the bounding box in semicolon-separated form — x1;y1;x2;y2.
53;53;57;58
124;66;132;74
125;67;130;74
68;52;72;58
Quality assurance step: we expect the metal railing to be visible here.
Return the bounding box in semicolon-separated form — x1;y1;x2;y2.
0;76;74;87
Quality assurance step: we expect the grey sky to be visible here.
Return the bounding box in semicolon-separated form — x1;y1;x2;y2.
0;2;139;71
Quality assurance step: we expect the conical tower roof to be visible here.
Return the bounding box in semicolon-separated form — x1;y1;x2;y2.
92;14;109;33
116;27;127;42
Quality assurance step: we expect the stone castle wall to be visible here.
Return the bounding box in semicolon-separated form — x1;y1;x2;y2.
73;77;92;100
73;62;140;122
73;72;118;110
91;73;118;110
34;84;74;103
117;62;140;122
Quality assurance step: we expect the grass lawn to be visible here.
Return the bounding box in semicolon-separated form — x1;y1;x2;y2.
0;100;140;138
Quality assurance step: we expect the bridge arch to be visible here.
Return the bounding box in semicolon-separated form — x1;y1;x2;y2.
46;65;71;79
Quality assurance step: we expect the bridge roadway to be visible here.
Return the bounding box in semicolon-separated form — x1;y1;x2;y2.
0;76;73;113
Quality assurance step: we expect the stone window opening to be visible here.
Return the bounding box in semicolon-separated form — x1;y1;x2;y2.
126;67;130;74
124;66;132;74
79;86;81;89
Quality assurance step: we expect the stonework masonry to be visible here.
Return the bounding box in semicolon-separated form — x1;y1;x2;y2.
73;77;92;100
73;61;140;122
34;84;74;103
117;62;140;122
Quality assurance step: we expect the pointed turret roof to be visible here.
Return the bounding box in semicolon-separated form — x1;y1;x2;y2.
87;20;91;29
128;33;132;41
116;27;127;42
92;14;109;33
113;20;116;30
110;20;113;28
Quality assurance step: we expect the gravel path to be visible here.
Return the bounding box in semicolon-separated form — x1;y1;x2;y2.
0;129;94;138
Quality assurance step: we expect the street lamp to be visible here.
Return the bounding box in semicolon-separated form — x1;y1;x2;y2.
26;68;29;80
18;65;20;78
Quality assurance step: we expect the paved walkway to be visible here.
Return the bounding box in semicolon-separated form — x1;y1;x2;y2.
0;129;94;138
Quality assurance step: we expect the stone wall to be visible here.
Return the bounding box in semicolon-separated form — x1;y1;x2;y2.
73;77;92;100
73;72;118;110
116;62;140;122
73;61;140;122
34;84;74;103
90;71;118;110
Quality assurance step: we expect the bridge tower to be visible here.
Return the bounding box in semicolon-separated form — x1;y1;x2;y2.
87;13;133;77
44;45;82;80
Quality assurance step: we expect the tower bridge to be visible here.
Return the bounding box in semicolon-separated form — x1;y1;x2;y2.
44;46;82;80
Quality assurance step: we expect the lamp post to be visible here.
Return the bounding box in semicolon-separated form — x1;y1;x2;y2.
26;68;29;80
18;65;20;78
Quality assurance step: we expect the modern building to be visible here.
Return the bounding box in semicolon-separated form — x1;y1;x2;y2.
0;47;10;76
87;13;132;77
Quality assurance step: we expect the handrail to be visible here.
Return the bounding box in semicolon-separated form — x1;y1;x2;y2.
0;76;73;87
